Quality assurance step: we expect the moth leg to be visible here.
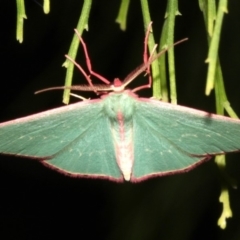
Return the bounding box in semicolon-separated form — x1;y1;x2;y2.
69;93;90;101
74;30;111;85
65;54;96;92
132;22;158;93
143;21;153;85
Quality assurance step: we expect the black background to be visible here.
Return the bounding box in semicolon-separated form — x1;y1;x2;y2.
1;1;240;239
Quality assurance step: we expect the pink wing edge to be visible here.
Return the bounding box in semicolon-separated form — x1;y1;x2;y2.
138;97;240;123
0;99;102;126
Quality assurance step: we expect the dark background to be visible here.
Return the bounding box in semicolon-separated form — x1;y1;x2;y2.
1;1;240;239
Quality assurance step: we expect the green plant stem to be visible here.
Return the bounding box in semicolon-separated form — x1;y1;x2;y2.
43;0;50;14
200;0;237;229
140;0;162;99
215;62;238;118
166;0;180;104
207;0;216;36
200;0;237;118
16;0;27;43
217;184;233;229
62;0;92;104
205;0;228;95
115;0;130;31
158;21;168;102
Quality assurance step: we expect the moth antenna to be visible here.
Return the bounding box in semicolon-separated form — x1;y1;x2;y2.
35;84;113;95
35;86;68;94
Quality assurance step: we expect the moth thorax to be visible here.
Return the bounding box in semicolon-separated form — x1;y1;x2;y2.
103;93;136;121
